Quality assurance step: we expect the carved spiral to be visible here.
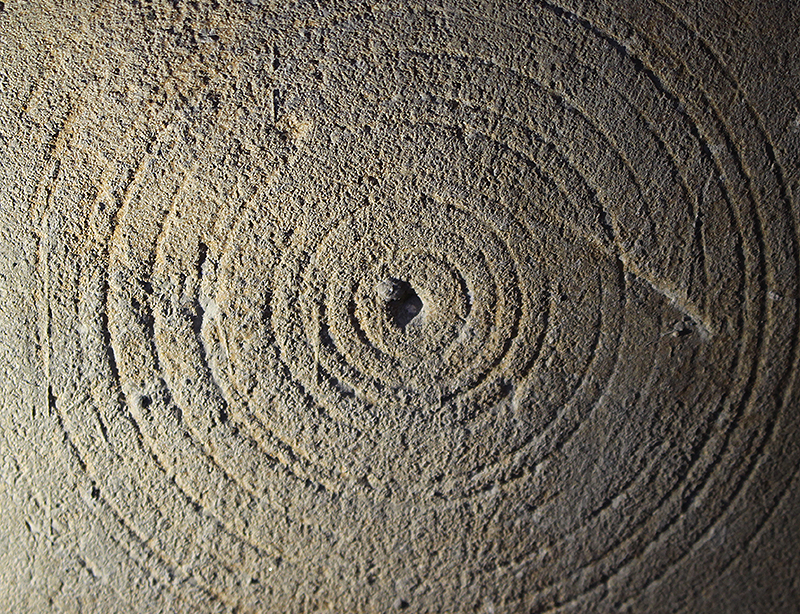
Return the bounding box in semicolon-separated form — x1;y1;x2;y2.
1;1;797;612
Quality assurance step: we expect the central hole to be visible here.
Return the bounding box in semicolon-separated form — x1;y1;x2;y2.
377;278;423;329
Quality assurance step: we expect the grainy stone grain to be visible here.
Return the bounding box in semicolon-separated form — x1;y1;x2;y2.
1;1;798;612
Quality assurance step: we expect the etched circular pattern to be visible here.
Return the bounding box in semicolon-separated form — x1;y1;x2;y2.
1;1;798;612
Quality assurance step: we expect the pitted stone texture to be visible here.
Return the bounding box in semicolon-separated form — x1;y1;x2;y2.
1;1;798;612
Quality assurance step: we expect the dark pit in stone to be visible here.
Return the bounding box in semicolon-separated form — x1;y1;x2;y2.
377;278;423;329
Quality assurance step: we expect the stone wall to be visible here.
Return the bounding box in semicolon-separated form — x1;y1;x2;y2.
1;1;798;611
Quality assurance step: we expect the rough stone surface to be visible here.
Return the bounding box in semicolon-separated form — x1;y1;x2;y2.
1;1;799;612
